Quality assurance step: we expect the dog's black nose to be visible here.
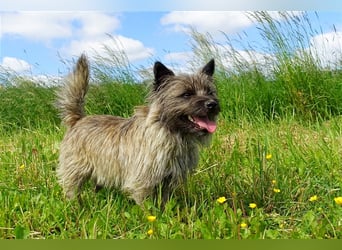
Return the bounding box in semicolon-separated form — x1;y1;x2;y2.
205;100;218;109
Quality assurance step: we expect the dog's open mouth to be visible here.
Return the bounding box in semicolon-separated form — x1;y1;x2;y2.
188;115;217;133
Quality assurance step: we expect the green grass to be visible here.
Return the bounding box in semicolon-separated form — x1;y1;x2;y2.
1;11;342;239
1;81;342;239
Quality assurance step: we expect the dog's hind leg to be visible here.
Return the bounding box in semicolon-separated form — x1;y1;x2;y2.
57;163;93;203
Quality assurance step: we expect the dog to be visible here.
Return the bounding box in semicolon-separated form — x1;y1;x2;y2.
56;54;220;207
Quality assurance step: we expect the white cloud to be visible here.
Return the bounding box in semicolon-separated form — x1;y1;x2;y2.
1;11;120;41
0;57;32;73
220;48;274;76
72;12;121;39
0;56;63;85
161;11;253;35
61;35;154;62
164;51;193;63
161;48;273;75
161;11;304;38
166;31;342;75
161;51;194;73
29;74;63;86
1;12;73;40
306;31;342;67
1;11;153;64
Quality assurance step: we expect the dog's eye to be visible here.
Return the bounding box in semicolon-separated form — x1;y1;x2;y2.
207;90;215;96
181;92;193;98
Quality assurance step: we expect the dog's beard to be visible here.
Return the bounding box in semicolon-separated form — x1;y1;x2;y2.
158;109;219;137
155;95;220;137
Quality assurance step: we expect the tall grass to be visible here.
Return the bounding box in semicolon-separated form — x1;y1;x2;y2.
0;80;58;132
190;11;342;121
91;35;138;84
1;11;342;239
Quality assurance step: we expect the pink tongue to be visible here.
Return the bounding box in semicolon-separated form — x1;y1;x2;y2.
193;116;217;133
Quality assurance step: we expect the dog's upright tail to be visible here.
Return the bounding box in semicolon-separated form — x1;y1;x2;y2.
56;54;89;128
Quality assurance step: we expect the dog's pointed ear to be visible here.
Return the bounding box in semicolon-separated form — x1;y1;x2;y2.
153;61;175;90
201;59;215;77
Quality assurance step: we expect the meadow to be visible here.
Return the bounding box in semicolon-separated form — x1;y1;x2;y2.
0;11;342;239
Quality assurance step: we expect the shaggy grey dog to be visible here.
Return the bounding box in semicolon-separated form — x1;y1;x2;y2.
56;54;220;207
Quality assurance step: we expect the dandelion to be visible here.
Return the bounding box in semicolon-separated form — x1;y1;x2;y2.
273;188;281;193
249;203;257;209
147;229;153;235
217;196;227;204
240;222;248;229
271;180;276;185
334;197;342;205
266;154;272;160
19;164;25;170
309;195;318;202
147;215;156;222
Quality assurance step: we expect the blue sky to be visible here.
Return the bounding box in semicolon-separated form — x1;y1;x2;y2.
1;1;342;82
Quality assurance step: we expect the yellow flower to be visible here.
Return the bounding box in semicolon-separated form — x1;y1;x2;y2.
266;154;272;160
216;196;227;204
272;180;276;185
240;222;248;229
19;164;25;170
147;229;153;235
334;197;342;205
249;203;257;209
147;215;156;222
309;195;318;202
273;188;281;193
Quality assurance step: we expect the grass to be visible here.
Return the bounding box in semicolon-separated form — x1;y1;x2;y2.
1;11;342;239
1;82;342;239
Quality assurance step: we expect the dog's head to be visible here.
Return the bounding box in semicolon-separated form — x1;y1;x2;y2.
149;59;220;138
